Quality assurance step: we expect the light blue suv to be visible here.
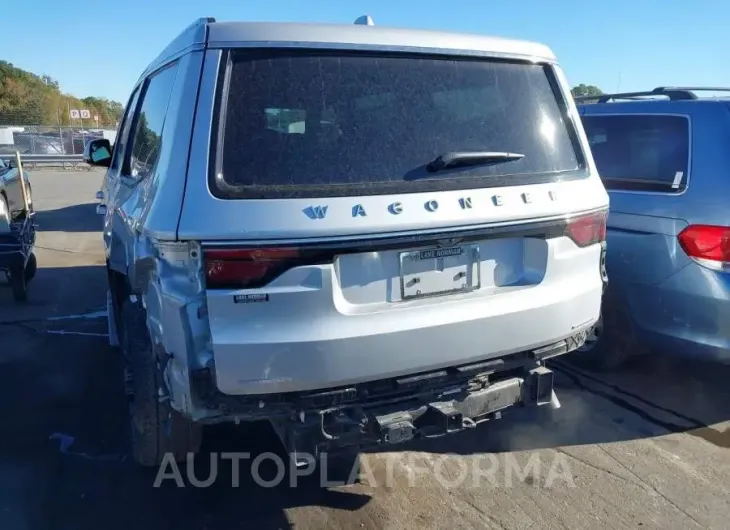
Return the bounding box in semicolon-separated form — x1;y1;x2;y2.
577;87;730;367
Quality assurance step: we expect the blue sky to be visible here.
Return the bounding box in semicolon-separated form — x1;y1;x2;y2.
5;0;728;103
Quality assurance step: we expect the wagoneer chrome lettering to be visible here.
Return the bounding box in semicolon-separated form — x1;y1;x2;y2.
388;202;403;215
303;205;328;220
302;189;565;222
425;200;439;212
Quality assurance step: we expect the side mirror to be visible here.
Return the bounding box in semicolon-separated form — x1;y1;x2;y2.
84;138;113;168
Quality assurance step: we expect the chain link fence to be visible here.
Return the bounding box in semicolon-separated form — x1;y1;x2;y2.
0;103;119;157
0;124;118;157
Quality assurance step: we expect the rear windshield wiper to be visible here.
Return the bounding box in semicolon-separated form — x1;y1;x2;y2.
426;151;525;173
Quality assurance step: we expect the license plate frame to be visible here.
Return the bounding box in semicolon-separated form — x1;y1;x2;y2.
399;245;480;301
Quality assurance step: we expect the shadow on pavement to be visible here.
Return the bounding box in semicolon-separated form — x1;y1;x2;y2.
8;332;726;529
32;203;101;233
4;261;730;529
0;265;369;530
394;352;730;457
0;265;107;323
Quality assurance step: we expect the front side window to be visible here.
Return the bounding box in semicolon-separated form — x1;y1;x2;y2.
581;114;690;192
111;88;140;171
212;50;585;199
126;62;179;181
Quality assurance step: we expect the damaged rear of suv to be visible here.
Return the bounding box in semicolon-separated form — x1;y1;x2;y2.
87;17;609;468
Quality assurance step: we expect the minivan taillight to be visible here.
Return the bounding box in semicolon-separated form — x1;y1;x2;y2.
204;247;302;289
678;225;730;271
564;211;607;247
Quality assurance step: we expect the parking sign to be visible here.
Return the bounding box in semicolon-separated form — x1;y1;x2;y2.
69;109;80;119
80;109;91;119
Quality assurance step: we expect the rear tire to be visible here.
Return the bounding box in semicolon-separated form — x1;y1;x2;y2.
9;263;28;302
24;253;37;282
120;296;202;467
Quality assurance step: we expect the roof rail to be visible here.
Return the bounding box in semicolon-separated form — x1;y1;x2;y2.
354;15;375;26
139;17;216;82
575;86;730;103
186;17;216;30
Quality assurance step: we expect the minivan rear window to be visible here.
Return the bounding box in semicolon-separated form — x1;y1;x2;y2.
581;114;690;192
211;50;586;199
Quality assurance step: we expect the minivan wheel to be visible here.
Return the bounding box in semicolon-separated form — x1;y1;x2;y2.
120;297;202;467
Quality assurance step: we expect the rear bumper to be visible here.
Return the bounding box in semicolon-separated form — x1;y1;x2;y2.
194;349;567;455
621;262;730;363
287;365;558;459
210;279;601;395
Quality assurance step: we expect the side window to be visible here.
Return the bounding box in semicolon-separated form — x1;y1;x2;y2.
127;63;179;181
581;114;690;192
110;88;141;171
0;158;7;172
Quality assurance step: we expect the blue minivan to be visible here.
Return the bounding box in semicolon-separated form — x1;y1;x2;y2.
576;87;730;368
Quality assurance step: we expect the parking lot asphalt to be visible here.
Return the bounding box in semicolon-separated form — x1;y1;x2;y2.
1;169;729;530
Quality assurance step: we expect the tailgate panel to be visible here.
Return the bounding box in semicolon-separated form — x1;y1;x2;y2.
335;237;545;307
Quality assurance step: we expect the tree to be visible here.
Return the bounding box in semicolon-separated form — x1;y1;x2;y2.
0;60;123;126
41;75;59;90
571;84;604;102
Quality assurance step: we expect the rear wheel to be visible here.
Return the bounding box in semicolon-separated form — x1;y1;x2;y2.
9;263;28;302
24;253;37;282
120;296;202;466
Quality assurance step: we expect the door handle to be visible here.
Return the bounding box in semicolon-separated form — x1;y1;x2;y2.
96;204;107;216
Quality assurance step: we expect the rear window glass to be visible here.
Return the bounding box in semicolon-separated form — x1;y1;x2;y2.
581;114;689;192
212;50;585;199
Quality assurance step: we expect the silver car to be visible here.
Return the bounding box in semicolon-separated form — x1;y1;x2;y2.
0;158;32;219
86;17;609;471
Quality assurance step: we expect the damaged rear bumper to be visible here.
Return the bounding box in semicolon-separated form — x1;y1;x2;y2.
189;333;587;458
286;365;557;460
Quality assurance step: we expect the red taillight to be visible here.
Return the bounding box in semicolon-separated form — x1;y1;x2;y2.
204;247;301;289
565;211;607;247
678;225;730;268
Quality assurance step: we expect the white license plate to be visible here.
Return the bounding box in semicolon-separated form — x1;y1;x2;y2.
399;245;480;300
